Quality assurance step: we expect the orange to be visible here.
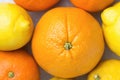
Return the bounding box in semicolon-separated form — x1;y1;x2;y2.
14;0;60;11
32;7;104;78
0;50;40;80
70;0;114;12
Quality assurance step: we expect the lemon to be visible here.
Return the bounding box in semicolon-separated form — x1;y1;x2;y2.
88;59;120;80
101;2;120;56
0;3;33;51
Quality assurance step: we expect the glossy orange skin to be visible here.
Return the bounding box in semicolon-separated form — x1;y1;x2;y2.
0;50;40;80
14;0;60;11
32;7;104;78
70;0;114;12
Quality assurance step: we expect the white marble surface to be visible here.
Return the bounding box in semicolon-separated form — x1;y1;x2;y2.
0;0;120;80
0;0;15;3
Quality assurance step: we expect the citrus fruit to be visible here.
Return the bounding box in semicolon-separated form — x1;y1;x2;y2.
70;0;114;12
50;77;73;80
14;0;60;11
32;7;104;78
0;3;34;51
101;2;120;56
88;59;120;80
0;50;40;80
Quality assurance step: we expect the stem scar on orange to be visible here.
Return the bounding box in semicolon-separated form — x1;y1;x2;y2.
0;50;40;80
14;0;60;11
32;7;104;78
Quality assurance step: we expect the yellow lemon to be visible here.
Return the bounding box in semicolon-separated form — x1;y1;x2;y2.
50;77;74;80
101;2;120;56
88;59;120;80
0;3;33;51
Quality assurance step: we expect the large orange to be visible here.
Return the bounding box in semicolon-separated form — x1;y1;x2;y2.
70;0;114;12
32;7;104;78
14;0;60;11
0;50;40;80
